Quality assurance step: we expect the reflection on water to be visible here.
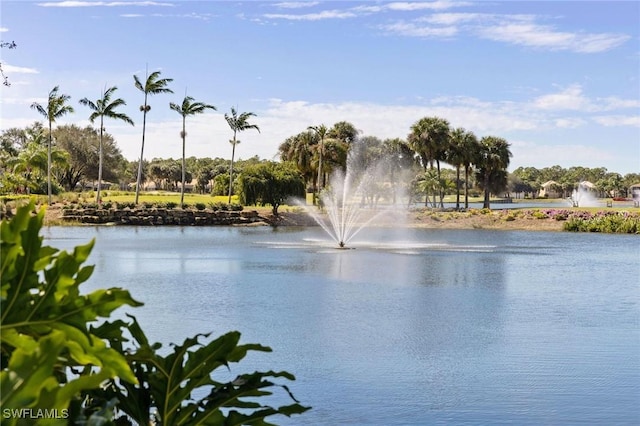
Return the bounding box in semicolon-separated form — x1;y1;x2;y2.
44;226;640;425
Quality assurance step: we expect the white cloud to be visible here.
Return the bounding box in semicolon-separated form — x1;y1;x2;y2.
2;64;39;74
592;115;640;127
379;22;458;38
263;10;357;21
532;85;640;115
0;27;8;32
554;117;586;128
386;1;472;11
598;97;640;111
378;10;630;53
533;84;593;111
273;2;320;9
419;12;484;25
37;1;173;7
476;22;629;53
510;140;617;170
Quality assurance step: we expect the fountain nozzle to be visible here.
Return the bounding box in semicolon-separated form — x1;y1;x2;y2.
339;241;345;248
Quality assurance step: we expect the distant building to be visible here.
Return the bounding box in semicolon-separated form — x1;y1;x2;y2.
539;180;562;198
630;183;640;200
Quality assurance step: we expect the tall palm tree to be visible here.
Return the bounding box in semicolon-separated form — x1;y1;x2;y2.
133;68;173;204
225;107;260;204
460;131;480;209
308;124;328;200
447;128;479;210
476;136;512;209
381;137;413;205
79;86;134;203
170;95;216;208
407;116;450;207
30;86;74;204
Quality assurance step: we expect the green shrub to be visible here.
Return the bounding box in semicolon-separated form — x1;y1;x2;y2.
503;213;516;221
209;201;228;211
532;210;548;219
563;213;639;234
194;202;207;210
116;201;136;210
82;202;100;209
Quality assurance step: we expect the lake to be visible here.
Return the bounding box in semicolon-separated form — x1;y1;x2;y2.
43;225;640;425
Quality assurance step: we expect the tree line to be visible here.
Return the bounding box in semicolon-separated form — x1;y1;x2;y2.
1;72;261;209
2;72;637;210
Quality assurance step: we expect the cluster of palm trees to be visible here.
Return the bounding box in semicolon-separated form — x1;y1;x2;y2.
408;116;512;209
279;117;512;209
30;70;260;207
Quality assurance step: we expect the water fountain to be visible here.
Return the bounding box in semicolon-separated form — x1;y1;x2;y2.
568;182;600;207
299;143;407;248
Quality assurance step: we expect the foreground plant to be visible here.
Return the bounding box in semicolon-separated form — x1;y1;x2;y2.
1;201;309;424
1;201;140;421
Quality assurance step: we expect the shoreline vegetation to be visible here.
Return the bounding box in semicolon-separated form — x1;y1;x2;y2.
1;193;639;233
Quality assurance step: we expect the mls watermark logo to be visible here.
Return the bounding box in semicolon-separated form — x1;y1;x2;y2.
3;408;70;420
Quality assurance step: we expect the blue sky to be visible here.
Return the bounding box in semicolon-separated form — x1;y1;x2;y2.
2;0;639;175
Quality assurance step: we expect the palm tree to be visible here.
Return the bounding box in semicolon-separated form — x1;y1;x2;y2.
279;131;316;191
407;116;450;207
225;107;260;204
381;138;413;205
308;124;328;201
417;168;442;208
170;95;216;208
79;86;134;203
30;86;74;204
476;136;512;209
133;68;173;204
448;128;479;210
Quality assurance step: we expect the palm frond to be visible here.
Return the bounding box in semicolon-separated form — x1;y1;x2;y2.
133;74;144;91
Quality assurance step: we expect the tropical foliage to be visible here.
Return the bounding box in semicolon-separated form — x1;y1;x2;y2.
79;86;134;203
133;69;174;204
475;136;512;208
30;86;75;204
238;161;305;214
2;77;637;209
169;95;216;208
0;201;310;424
225;107;260;203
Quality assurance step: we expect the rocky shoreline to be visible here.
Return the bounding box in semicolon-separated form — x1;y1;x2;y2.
39;205;567;232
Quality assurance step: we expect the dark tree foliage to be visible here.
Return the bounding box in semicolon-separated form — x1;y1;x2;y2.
53;125;124;190
238;161;305;215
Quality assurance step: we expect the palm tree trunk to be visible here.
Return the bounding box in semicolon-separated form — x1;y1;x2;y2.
180;118;186;209
96;118;104;204
437;160;444;208
464;165;470;209
228;133;237;204
483;172;491;209
47;121;52;205
135;105;148;205
316;138;323;202
455;165;461;210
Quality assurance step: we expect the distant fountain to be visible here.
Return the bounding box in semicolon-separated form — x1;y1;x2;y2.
299;143;406;248
568;182;600;207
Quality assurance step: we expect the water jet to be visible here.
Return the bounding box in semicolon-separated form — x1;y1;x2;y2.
568;182;600;207
298;140;407;248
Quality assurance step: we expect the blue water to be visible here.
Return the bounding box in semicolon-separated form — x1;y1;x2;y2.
43;226;640;425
